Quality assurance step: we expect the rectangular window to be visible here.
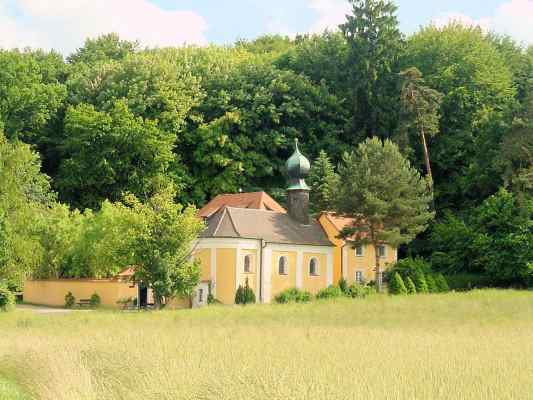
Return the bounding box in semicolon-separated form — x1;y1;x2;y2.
378;245;387;258
355;271;364;283
355;245;364;257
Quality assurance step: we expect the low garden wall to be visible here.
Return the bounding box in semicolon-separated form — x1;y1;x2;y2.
23;279;138;308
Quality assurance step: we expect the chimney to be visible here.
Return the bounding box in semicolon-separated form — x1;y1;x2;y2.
286;139;311;225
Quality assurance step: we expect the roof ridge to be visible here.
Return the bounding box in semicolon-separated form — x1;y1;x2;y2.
225;206;285;214
225;207;242;237
212;207;229;236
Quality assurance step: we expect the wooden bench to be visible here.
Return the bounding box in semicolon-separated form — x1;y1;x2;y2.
77;299;91;308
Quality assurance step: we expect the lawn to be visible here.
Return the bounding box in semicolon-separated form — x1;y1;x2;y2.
1;290;533;400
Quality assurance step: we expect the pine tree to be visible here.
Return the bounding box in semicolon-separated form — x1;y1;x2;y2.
414;271;429;293
307;150;339;214
405;276;417;295
389;272;408;295
426;274;438;293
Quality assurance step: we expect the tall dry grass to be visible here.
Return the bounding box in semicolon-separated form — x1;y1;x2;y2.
1;290;533;399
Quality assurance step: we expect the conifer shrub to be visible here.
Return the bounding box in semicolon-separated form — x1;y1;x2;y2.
64;292;75;308
405;277;417;295
0;283;15;312
274;288;312;304
90;293;101;308
426;275;438;293
338;277;349;295
414;271;429;293
389;273;408;295
235;278;255;305
386;257;432;282
435;274;450;292
316;285;344;300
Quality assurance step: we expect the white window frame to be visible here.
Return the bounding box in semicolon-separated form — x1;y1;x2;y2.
309;257;320;276
278;256;289;276
355;270;364;284
355;245;364;257
377;245;387;258
243;254;253;273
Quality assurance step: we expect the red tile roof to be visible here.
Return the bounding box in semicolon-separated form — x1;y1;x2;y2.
321;212;369;241
198;192;286;218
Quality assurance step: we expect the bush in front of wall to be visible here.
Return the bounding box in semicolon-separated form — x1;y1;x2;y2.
65;292;76;308
0;283;15;312
90;293;101;308
316;285;344;300
235;278;256;305
338;277;349;295
405;277;417;295
435;274;450;292
347;283;376;298
426;275;438;293
274;288;312;304
414;271;429;293
389;273;408;295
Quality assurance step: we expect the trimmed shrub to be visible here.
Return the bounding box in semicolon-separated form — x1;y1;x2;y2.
426;275;438;293
316;285;344;300
405;277;417;295
90;293;101;308
338;277;349;295
389;273;408;295
347;283;376;298
64;292;75;308
235;278;255;305
0;283;15;312
435;274;450;292
274;288;312;304
414;271;429;293
386;257;432;282
207;281;215;304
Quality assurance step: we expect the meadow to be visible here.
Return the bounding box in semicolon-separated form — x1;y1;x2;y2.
1;290;533;400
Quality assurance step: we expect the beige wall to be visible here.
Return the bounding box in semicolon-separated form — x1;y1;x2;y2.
215;248;236;305
302;253;328;294
344;244;397;284
193;248;211;282
318;214;344;285
238;249;258;296
23;280;138;308
271;250;297;298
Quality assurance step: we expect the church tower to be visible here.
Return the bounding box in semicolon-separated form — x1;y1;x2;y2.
286;139;311;225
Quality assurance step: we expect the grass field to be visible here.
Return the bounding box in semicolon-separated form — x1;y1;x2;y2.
1;290;533;400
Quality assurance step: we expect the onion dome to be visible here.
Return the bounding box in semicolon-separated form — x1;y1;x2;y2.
286;139;311;191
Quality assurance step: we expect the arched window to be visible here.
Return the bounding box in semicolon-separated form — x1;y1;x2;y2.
278;256;288;275
244;254;252;273
309;258;319;276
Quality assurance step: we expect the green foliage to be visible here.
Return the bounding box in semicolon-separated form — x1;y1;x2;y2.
274;288;312;304
67;33;138;64
316;285;344;300
434;274;450;293
340;0;403;139
338;277;349;295
414;271;429;294
389;273;408;295
426;274;438;293
235;279;256;305
346;283;376;298
405;277;417;295
387;257;432;281
445;274;493;291
0;282;15;312
89;293;101;308
64;292;75;309
307;150;339;213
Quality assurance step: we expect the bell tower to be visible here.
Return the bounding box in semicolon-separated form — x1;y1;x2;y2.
286;139;311;225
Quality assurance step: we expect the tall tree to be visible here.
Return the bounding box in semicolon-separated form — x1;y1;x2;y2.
307;150;339;214
340;0;403;139
397;67;443;186
334;138;434;291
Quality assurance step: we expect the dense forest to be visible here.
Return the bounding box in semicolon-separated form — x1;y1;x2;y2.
0;0;532;289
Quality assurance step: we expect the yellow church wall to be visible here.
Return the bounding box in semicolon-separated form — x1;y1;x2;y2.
344;244;397;284
302;253;328;294
270;250;297;298
193;248;211;282
215;248;236;305
238;249;258;296
318;214;344;285
23;279;138;308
